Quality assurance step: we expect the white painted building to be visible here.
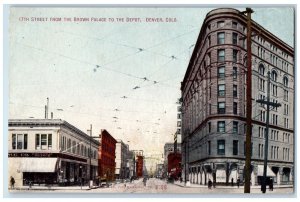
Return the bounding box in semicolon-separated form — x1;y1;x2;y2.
8;119;99;187
115;139;130;179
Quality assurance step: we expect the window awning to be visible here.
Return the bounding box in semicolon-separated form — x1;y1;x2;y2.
21;158;58;173
257;165;276;177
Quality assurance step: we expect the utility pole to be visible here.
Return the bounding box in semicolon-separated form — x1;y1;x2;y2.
87;124;93;188
241;7;254;193
256;71;281;193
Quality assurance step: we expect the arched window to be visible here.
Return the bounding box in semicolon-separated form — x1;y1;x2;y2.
271;70;277;82
283;76;288;87
259;64;265;76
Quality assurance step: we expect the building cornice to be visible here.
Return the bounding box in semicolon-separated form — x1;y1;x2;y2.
182;8;294;90
8;119;100;145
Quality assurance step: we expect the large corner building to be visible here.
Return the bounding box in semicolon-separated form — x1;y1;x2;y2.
181;8;294;186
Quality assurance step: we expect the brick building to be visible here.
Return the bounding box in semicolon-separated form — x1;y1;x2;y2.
98;129;117;182
136;156;144;178
181;8;294;186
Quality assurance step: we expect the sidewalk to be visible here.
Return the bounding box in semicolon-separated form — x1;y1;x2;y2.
173;181;293;189
9;179;143;192
9;185;98;191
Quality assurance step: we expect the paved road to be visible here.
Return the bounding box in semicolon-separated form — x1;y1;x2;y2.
10;178;293;195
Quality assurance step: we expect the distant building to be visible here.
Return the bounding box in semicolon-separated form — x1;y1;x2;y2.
181;8;294;186
115;139;129;179
8;119;99;187
167;152;182;180
164;142;182;175
164;142;181;162
131;150;144;177
98;129;117;182
136;156;144;178
127;150;135;178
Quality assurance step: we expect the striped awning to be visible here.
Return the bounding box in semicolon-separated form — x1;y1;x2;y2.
21;158;58;173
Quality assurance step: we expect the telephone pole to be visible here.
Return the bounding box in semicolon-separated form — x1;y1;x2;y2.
87;124;93;188
256;71;281;193
241;7;254;193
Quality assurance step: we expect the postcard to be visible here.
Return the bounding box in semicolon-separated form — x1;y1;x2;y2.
6;5;294;196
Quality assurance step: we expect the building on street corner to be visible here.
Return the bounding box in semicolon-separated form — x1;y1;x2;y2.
181;8;294;186
8;119;99;187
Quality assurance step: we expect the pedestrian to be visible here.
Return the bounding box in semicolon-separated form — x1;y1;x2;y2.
143;177;147;187
237;177;240;188
269;178;274;191
208;179;212;189
10;176;15;189
231;178;234;187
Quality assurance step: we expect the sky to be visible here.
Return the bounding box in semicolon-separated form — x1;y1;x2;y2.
8;6;294;158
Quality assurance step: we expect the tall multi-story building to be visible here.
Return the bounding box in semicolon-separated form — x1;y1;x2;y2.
8;119;99;187
181;8;294;186
98;129;117;182
115;139;129;179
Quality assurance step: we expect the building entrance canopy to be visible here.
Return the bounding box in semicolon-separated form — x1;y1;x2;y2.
257;165;276;177
21;158;58;173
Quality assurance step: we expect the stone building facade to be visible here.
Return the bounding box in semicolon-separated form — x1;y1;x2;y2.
181;8;294;186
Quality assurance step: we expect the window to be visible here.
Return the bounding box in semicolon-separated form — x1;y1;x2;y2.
271;71;277;82
259;64;265;75
233;102;238;114
217;21;224;28
284;90;288;101
232;33;238;45
217;121;226;132
218;66;225;78
208;141;211;155
283;77;288;87
218;49;225;62
218;84;225;96
48;134;52;149
36;134;52;150
218;102;226;114
233;85;237;97
232;21;237;29
218;32;225;44
233;49;238;62
67;139;71;152
233;121;238;134
12;134;27;150
72;141;76;153
217;140;225;155
233;140;238;155
233;67;237;79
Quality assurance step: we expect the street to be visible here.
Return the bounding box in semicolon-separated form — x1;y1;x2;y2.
10;178;294;194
